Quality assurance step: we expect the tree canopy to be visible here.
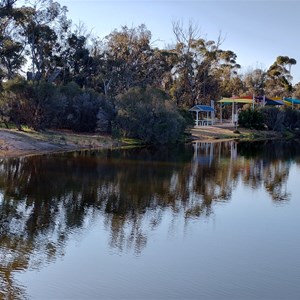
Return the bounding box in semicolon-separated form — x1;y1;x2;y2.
0;0;299;142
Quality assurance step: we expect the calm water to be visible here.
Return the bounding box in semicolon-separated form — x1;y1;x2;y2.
1;140;300;299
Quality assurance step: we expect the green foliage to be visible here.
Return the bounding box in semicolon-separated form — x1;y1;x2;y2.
1;2;300;139
170;22;242;108
265;56;296;97
179;108;195;128
260;106;300;132
115;86;186;144
283;107;300;130
260;107;283;131
0;78;115;133
1;78;67;130
65;90;106;132
238;108;264;130
58;83;114;133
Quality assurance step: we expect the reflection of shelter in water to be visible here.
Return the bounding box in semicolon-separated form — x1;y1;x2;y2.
193;141;237;166
193;142;215;166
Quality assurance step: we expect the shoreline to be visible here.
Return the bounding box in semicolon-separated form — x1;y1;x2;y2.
0;128;117;158
0;125;284;158
189;123;283;142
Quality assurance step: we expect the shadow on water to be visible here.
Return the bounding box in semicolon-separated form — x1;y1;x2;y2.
1;140;300;298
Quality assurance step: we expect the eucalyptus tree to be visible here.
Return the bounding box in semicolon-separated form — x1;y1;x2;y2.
58;32;92;87
170;20;200;107
213;50;242;96
100;24;155;96
194;43;242;101
219;74;245;98
92;28;175;98
0;35;25;80
16;0;70;81
0;0;17;17
192;38;220;101
293;82;300;99
0;0;26;80
265;55;297;97
243;68;267;96
170;21;242;107
149;47;178;90
87;37;116;96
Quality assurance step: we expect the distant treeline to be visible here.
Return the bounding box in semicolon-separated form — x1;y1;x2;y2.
1;0;300;143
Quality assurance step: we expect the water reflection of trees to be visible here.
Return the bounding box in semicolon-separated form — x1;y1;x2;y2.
1;140;300;298
238;140;299;201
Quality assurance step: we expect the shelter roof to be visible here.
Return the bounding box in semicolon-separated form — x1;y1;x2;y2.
219;98;253;104
255;96;283;105
189;105;215;112
283;97;300;105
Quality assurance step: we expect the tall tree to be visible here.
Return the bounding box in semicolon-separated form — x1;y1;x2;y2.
0;0;26;80
170;21;241;107
170;20;200;107
17;0;70;81
101;24;154;96
265;55;297;97
243;68;267;96
292;82;300;99
59;32;92;87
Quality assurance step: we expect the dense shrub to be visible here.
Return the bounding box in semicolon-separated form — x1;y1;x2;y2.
1;78;66;130
179;108;195;128
115;86;186;144
57;82;115;133
0;79;115;132
283;107;300;130
261;106;300;132
238;108;264;130
260;107;284;131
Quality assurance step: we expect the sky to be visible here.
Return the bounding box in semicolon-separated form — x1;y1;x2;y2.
57;0;300;83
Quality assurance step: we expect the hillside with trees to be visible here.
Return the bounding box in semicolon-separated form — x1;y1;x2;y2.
1;0;299;143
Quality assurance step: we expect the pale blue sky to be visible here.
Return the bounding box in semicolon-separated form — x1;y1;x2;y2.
59;0;300;83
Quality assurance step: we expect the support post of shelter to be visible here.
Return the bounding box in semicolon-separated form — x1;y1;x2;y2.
210;100;215;125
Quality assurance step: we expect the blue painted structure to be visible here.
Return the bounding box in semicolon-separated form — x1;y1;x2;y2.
189;105;215;126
